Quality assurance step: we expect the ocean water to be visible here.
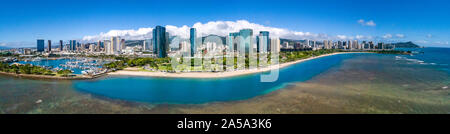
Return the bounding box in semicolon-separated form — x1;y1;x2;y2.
74;53;351;104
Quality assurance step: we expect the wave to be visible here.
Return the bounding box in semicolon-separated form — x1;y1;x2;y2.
394;56;443;66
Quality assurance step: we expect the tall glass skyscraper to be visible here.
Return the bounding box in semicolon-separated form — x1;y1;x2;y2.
69;40;77;51
190;28;196;57
153;26;167;58
110;37;118;54
37;39;45;52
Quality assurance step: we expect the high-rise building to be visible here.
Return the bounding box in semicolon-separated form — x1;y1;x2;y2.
59;40;63;51
69;40;77;52
97;40;101;52
120;39;126;51
257;31;269;53
47;40;52;52
352;40;359;50
180;41;190;56
190;28;196;57
347;40;352;50
143;39;152;51
361;41;367;49
282;42;289;49
24;48;32;55
270;38;280;53
328;40;333;49
239;29;253;54
110;37;118;54
80;43;85;51
312;40;316;49
100;41;104;51
378;42;384;49
369;41;374;49
153;26;168;58
37;39;45;52
294;42;301;49
165;32;170;52
89;44;95;52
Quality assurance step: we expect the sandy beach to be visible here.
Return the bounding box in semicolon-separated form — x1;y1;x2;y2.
108;52;368;78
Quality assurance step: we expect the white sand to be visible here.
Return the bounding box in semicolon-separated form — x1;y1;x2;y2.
108;52;367;78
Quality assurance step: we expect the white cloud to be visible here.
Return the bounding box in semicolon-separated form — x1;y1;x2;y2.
383;34;392;39
357;19;365;24
0;43;6;46
426;34;433;38
395;34;405;38
358;19;376;27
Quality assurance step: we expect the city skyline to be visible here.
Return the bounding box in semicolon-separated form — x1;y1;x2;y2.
1;0;449;48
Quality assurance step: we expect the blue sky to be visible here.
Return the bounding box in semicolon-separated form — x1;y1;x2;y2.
0;0;449;47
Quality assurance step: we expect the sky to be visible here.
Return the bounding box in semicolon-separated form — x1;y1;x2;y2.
0;0;449;48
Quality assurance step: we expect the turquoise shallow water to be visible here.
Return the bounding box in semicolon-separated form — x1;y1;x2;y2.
73;53;364;104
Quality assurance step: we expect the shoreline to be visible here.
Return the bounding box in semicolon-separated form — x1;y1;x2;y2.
108;52;370;78
0;71;92;80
